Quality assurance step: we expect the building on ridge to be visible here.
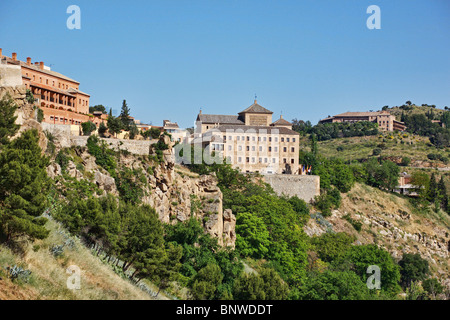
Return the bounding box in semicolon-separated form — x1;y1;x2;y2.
319;111;406;131
194;99;300;175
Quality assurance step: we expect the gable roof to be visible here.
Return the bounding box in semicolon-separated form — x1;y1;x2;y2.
239;100;273;115
271;117;292;126
212;125;299;136
197;114;245;125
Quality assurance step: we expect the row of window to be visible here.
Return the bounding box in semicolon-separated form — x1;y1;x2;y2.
48;116;82;125
211;144;296;153
222;136;296;143
236;157;296;164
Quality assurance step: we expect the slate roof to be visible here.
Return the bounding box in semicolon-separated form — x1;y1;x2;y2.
212;125;299;135
239;101;273;114
197;114;245;125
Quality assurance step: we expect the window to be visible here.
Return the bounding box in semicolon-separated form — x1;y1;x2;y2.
283;147;287;152
228;145;232;151
291;147;295;152
274;147;278;152
287;138;290;142
252;146;255;151
283;158;287;163
269;137;272;142
259;146;262;152
272;158;276;163
293;138;296;142
237;136;240;141
259;157;262;163
252;136;255;141
246;157;249;163
46;79;48;85
263;137;267;142
247;136;250;141
269;147;272;152
238;146;242;151
228;136;232;140
252;157;255;163
246;146;250;151
242;136;244;140
275;137;278;142
264;158;268;163
281;137;284;142
291;159;295;164
238;157;242;163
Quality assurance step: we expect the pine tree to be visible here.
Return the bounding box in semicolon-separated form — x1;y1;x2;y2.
119;100;131;131
437;176;448;212
427;173;437;202
0;129;51;242
0;94;20;146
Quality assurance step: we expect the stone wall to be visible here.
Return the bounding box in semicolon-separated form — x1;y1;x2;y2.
0;63;22;87
71;135;157;156
263;174;320;203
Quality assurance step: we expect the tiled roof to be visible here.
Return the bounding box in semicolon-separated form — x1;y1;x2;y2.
271;118;292;126
197;114;245;125
333;111;389;117
239;101;273;114
20;61;79;84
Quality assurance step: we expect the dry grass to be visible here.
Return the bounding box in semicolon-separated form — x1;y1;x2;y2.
0;218;158;300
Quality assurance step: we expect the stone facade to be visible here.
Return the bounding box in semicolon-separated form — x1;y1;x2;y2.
263;174;320;203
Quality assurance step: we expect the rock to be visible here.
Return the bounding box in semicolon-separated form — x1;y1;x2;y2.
67;161;83;180
94;170;117;194
46;162;61;179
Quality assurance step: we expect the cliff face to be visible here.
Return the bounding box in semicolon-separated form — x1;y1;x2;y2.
0;85;47;151
304;183;450;288
46;133;236;248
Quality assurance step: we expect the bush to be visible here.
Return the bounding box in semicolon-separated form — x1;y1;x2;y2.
401;157;411;166
81;121;97;136
37;108;44;123
372;148;382;156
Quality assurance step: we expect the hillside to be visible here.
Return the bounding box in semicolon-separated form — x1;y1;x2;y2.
311;133;449;167
305;183;450;288
388;104;448;121
0;215;162;300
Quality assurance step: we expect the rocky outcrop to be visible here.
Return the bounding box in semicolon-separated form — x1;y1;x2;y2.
94;170;118;195
304;183;450;287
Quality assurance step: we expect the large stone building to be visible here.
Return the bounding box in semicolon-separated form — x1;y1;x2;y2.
0;48;91;126
319;111;406;131
195;100;300;174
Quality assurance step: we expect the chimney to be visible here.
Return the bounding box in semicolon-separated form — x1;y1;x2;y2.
12;52;17;61
27;57;31;66
34;62;39;66
39;61;44;70
0;48;2;57
280;114;283;119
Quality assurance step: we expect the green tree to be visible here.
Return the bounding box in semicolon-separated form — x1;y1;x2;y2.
97;122;107;137
81;121;97;136
0;130;50;242
129;123;139;140
311;232;354;263
344;244;401;293
365;158;400;190
119;100;132;131
398;253;430;288
0;94;20;146
233;268;289;300
107;115;122;137
296;270;371;300
191;264;224;300
89;105;107;114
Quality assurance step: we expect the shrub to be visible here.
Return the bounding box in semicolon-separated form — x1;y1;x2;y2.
81;121;97;136
401;157;411;167
372;148;382;156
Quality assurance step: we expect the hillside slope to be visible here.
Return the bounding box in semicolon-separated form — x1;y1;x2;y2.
0;216;163;300
304;183;450;286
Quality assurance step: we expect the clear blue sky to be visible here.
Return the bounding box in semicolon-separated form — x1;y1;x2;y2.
1;0;449;128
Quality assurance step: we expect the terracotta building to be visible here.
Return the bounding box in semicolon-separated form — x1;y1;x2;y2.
195;100;300;174
319;111;406;131
0;49;92;126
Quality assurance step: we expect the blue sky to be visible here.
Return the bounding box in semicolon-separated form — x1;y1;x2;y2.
1;0;449;128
